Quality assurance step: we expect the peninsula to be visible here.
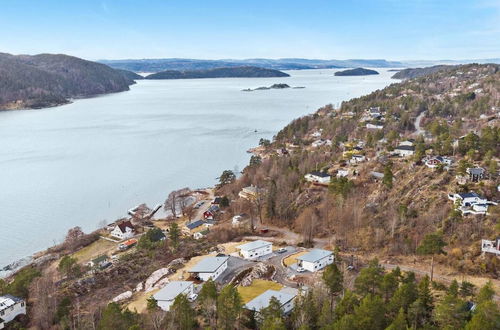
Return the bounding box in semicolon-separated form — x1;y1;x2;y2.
145;66;290;79
0;53;138;110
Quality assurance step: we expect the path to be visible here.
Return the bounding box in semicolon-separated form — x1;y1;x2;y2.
413;111;426;136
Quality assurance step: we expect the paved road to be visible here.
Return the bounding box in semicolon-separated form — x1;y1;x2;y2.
217;256;253;285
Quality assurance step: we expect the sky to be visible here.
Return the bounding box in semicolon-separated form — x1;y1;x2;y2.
0;0;499;61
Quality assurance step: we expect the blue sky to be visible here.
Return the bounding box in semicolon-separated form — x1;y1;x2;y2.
0;0;499;60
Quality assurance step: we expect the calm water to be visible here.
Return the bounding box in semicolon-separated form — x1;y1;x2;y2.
0;69;396;268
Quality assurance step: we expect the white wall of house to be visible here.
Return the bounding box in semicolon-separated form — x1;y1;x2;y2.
281;299;294;314
481;239;500;256
395;149;414;157
304;174;330;184
198;261;228;281
156;285;194;312
111;226;134;240
301;255;334;272
0;298;26;324
240;244;273;260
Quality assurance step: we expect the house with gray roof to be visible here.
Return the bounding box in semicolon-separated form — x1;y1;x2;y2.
466;167;485;182
245;288;298;315
236;240;273;260
188;256;228;281
153;281;194;311
0;295;26;327
296;249;334;272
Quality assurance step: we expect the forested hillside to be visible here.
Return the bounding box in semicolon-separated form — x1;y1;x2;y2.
0;53;136;110
220;63;500;277
145;66;290;79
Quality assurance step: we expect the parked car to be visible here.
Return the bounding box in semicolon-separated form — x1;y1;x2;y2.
260;228;269;234
296;267;306;273
188;293;198;302
277;248;287;253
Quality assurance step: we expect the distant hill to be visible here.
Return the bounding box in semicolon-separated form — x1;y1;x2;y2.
0;53;135;110
334;68;379;76
391;65;453;79
145;66;290;79
100;58;404;72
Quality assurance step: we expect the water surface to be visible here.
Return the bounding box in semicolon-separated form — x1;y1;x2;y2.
0;69;396;268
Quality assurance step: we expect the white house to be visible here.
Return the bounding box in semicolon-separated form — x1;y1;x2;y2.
188;256;228;281
0;295;26;327
153;281;194;311
350;155;366;164
366;123;384;130
399;139;415;147
425;156;452;169
304;171;331;185
336;168;349;178
481;238;500;256
111;220;135;240
466;167;485;182
448;192;488;206
448;192;497;215
296;249;334;272
311;139;332;148
239;185;262;200
394;145;415;157
236;240;273;260
245;288;298;315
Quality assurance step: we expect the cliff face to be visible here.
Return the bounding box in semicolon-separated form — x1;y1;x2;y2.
145;66;290;79
0;53;136;110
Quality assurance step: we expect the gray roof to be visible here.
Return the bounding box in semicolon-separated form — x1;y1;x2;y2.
237;240;272;252
153;281;193;302
296;249;332;263
188;256;228;273
309;171;330;178
186;219;205;230
467;167;485;175
395;145;415;151
458;192;481;199
245;289;296;311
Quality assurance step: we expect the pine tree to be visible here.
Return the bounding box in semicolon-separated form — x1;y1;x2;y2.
334;290;359;321
354;259;384;296
352;294;387;330
171;294;195;330
433;293;468;329
386;308;408;330
217;284;242;330
383;165;394;188
169;222;180;250
322;263;343;306
465;301;500;330
198;279;218;328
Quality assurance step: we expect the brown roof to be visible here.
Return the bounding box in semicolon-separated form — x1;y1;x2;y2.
117;220;135;233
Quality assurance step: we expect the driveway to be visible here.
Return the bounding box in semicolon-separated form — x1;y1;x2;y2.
217;256;253;284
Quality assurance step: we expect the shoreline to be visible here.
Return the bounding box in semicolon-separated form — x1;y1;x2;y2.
0;69;398;277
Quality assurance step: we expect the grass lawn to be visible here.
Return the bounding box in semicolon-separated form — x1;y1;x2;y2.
283;251;308;267
72;238;117;263
238;279;283;303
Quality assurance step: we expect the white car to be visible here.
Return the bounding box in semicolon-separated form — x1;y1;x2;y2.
187;293;198;302
296;267;306;273
277;248;287;254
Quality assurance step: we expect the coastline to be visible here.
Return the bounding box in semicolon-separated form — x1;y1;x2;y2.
0;69;397;274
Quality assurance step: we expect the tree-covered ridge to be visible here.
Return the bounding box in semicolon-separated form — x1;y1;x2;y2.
221;63;499;278
145;66;290;79
0;52;136;110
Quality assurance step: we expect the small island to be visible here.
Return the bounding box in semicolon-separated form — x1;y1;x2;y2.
146;66;290;79
334;67;379;76
242;83;306;91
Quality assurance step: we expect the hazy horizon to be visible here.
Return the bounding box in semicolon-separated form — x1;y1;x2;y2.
1;0;499;61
